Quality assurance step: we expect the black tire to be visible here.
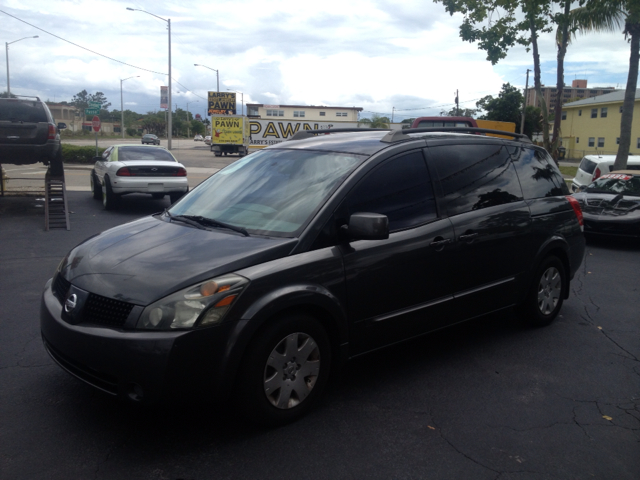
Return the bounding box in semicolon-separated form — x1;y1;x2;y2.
522;255;565;327
49;149;64;177
214;151;222;157
169;192;183;204
152;193;165;200
90;172;101;200
102;176;119;210
238;313;331;427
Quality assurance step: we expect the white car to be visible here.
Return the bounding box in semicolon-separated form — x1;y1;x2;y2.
204;135;212;145
194;135;204;141
90;145;189;210
571;154;640;192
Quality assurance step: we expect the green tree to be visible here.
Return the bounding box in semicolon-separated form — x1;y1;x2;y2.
566;0;636;170
435;0;561;154
523;105;543;139
439;107;480;117
72;90;112;120
190;120;205;136
359;114;391;128
476;83;525;131
0;91;17;98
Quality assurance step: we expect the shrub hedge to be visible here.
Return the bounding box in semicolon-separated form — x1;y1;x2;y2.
61;144;106;164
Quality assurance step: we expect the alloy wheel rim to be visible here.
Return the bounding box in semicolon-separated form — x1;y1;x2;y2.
537;266;561;315
263;332;320;409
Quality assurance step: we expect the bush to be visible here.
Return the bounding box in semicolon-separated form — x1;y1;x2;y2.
61;144;106;164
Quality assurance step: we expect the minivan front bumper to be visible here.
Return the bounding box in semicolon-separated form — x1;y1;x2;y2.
40;279;232;404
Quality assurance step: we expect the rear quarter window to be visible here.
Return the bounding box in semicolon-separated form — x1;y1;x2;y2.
510;146;569;199
579;157;597;174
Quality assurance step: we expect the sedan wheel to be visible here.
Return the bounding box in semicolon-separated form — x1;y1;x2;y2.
90;172;101;200
239;314;331;426
102;176;119;210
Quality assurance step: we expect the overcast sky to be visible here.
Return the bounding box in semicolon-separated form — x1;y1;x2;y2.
1;0;634;121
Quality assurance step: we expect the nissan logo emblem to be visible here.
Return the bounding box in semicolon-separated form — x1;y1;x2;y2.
151;168;158;172
64;294;78;313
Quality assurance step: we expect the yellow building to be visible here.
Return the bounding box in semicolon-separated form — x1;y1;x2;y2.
560;90;640;159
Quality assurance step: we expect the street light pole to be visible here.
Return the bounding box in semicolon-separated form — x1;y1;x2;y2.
194;64;219;92
120;75;139;139
227;89;244;115
127;7;172;150
5;36;38;96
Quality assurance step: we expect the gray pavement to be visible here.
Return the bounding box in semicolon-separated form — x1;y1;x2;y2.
0;190;638;479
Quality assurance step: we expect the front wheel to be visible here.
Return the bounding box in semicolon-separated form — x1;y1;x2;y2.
521;255;565;327
238;313;331;426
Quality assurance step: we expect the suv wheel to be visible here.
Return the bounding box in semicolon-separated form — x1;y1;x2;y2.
239;313;331;426
102;176;119;210
90;172;101;200
523;256;565;327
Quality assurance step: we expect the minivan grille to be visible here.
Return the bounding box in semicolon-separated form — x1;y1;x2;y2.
83;293;134;327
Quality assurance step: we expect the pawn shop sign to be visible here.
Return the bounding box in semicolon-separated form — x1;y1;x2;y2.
92;116;101;132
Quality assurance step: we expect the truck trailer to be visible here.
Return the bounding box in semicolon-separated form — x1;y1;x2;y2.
210;115;251;157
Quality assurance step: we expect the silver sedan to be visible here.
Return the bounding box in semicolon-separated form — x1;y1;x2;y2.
90;144;189;210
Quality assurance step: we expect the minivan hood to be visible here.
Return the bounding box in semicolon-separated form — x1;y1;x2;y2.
60;216;297;305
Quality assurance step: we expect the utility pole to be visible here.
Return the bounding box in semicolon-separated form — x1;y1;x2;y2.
520;69;531;134
455;90;459;116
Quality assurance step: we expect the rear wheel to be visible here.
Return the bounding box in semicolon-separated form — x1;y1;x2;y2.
102;176;119;210
238;313;331;426
522;256;565;327
90;172;101;200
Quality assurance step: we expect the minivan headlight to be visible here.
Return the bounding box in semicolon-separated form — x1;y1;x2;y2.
137;274;248;330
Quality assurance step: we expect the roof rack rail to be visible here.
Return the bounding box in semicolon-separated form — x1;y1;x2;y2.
10;94;42;101
287;128;389;141
393;126;531;143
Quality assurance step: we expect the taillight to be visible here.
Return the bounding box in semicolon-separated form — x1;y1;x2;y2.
116;167;132;176
566;196;584;230
174;167;187;177
593;167;602;180
48;124;56;140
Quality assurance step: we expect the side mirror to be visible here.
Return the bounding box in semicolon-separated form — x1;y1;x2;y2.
58;122;67;130
342;212;389;241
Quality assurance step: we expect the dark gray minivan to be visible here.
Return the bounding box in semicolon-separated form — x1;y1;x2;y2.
41;127;585;425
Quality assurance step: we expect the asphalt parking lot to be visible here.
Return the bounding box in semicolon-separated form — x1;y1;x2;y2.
1;190;638;479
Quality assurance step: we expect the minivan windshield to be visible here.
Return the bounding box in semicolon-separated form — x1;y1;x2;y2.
169;148;365;236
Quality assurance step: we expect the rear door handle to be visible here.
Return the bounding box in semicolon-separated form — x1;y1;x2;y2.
460;233;479;242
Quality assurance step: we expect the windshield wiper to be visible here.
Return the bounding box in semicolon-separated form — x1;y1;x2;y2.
164;211;249;236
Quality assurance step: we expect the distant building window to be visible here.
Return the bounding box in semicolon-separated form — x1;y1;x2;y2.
561;111;567;120
577;89;585;94
319;112;325;116
589;137;595;147
248;106;259;116
637;138;640;149
293;110;305;118
267;109;284;117
598;137;605;148
591;108;598;118
578;109;582;116
617;137;620;145
620;106;623;113
336;112;348;117
601;107;608;118
576;137;580;144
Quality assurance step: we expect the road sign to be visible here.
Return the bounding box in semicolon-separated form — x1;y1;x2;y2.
85;108;99;116
92;116;101;132
89;101;101;109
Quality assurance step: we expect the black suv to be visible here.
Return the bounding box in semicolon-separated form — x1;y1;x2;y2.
0;96;67;174
40;127;585;425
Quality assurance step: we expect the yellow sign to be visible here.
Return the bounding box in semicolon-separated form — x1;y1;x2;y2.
211;116;249;145
208;92;236;115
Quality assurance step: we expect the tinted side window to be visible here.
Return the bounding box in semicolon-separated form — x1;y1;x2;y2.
429;143;523;216
510;146;569;198
345;151;437;231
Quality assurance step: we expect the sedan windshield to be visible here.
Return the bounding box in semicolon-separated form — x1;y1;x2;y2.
587;175;640;196
118;147;176;162
169;148;365;236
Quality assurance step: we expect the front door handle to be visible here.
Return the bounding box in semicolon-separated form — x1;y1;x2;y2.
430;237;452;251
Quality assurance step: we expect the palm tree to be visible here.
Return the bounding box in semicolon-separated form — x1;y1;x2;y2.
566;0;637;170
358;114;391;128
